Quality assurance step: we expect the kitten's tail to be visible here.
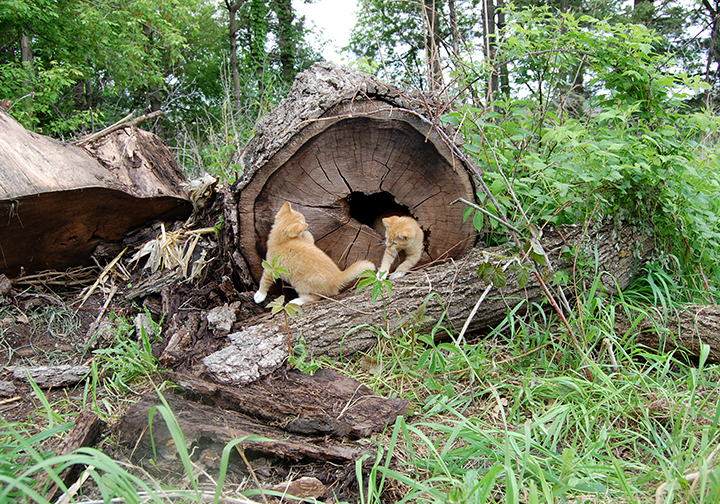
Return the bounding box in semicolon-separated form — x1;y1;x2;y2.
339;260;376;289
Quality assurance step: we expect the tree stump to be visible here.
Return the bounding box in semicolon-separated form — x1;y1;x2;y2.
230;62;477;285
0;110;191;276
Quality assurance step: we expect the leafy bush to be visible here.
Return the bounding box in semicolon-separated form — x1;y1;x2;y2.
446;6;720;303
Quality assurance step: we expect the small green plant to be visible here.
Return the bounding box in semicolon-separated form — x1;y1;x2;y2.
267;295;302;360
261;254;288;282
213;215;224;234
288;333;323;374
356;269;393;303
92;310;162;395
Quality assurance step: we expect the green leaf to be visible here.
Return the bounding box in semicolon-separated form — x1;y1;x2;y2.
517;267;530;288
492;268;507;288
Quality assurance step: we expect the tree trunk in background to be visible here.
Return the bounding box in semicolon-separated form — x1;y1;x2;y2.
248;0;269;109
702;1;720;103
20;34;33;71
482;0;499;101
423;0;444;93
142;23;165;137
633;0;654;26
448;0;460;58
225;0;245;116
496;0;509;96
20;33;34;117
272;0;295;83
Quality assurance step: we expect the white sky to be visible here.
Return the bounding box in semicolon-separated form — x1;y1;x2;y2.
293;0;360;63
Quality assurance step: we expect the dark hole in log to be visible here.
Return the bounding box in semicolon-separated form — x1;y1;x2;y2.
345;191;410;229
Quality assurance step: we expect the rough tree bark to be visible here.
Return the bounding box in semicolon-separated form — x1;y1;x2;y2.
615;304;720;362
229;62;477;288
0;110;191;276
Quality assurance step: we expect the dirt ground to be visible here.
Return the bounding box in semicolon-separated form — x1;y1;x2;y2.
0;206;396;502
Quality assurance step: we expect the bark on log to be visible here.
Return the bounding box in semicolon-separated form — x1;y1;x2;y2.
40;410;106;502
0;109;191;276
115;390;373;469
203;220;655;384
13;365;90;388
615;304;720;362
229;62;477;287
168;368;409;439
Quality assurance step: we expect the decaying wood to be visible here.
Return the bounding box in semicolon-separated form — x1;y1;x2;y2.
615;304;720;362
72;110;163;146
204;220;654;384
115;390;373;470
169;368;409;438
40;410;107;502
229;62;477;287
0;109;191;276
13;365;90;388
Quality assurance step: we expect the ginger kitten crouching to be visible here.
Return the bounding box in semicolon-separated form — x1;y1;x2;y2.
374;215;424;279
254;202;375;306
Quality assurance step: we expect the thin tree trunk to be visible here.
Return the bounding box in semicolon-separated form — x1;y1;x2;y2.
272;0;295;83
482;0;498;102
142;23;165;136
423;0;444;93
225;0;245;116
448;0;460;58
20;33;34;116
702;1;720;104
496;0;509;96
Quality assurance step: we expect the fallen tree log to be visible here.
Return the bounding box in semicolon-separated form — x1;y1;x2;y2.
168;368;409;439
615;304;720;362
40;410;106;502
201;219;655;384
113;385;390;502
115;391;371;466
0;110;191;276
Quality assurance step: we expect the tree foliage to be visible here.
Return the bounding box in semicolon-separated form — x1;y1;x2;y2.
0;0;319;145
446;6;720;301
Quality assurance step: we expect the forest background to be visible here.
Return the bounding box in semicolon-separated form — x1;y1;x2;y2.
4;0;720;502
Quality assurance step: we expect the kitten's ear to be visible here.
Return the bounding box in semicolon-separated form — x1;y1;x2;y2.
287;222;308;237
279;202;292;214
382;216;396;229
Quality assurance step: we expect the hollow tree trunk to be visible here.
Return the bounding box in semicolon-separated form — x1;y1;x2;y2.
230;62;478;288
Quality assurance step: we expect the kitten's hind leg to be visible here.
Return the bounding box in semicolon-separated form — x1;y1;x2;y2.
287;294;317;306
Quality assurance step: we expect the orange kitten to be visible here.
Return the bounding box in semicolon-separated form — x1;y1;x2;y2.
254;202;375;306
375;215;423;279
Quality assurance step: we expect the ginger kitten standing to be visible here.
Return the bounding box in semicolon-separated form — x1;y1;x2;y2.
254;202;375;306
375;215;424;279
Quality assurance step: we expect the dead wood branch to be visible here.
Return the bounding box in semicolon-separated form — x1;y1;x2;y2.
615;304;720;362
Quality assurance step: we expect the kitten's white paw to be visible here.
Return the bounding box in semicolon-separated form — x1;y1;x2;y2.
287;297;305;306
389;271;406;280
253;291;267;303
376;270;389;280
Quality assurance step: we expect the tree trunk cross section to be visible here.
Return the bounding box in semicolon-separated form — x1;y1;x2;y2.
236;97;477;284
